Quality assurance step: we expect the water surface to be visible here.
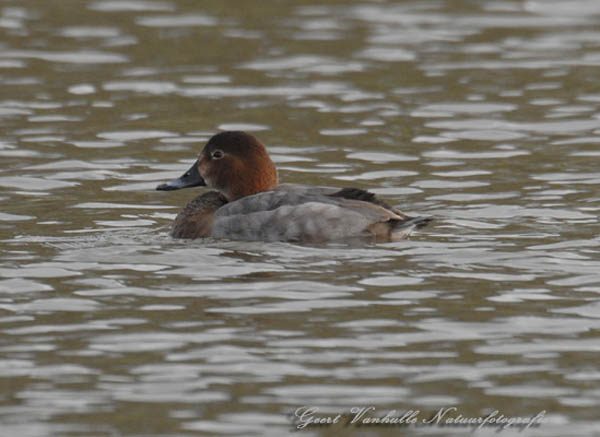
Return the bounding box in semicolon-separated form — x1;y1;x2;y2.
1;0;600;436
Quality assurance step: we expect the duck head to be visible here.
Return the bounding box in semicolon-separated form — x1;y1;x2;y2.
156;131;278;201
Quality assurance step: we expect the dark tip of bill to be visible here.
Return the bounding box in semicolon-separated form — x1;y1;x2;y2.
156;183;175;191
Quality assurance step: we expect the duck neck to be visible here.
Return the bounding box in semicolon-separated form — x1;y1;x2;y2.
227;159;278;201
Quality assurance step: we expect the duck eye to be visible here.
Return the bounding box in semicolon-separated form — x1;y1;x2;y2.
211;150;224;160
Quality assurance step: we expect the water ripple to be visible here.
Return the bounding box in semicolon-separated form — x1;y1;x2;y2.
1;1;600;436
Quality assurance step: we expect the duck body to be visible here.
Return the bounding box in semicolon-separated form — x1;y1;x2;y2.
157;131;431;242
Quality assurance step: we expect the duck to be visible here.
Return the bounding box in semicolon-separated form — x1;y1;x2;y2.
156;131;431;242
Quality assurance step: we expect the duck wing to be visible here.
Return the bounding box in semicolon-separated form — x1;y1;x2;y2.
212;187;425;242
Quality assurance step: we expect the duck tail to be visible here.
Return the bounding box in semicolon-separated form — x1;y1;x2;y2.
390;216;433;240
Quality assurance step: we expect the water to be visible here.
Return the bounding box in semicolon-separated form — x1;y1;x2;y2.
1;0;600;435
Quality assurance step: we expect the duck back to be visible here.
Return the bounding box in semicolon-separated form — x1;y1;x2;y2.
211;185;425;242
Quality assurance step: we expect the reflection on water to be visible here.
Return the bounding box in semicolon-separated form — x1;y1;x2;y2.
1;0;600;436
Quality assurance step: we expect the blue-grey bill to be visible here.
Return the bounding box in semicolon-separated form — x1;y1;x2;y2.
156;160;205;191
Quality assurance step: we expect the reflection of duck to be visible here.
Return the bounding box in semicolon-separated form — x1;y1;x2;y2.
156;131;431;241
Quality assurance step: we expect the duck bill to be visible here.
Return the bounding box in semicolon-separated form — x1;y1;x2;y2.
156;160;206;191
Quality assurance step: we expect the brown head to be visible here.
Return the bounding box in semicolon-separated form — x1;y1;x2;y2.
156;131;278;201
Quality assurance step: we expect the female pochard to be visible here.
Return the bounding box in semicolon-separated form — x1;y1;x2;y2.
156;131;431;242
